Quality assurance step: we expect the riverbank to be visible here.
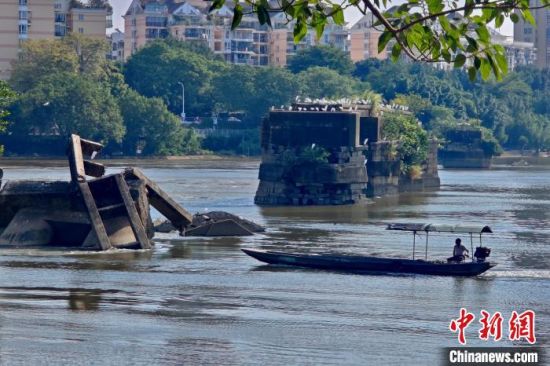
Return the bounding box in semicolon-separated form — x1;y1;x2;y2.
0;155;261;168
493;151;550;166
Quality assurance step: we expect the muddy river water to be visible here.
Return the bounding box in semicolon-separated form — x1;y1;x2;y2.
0;160;548;365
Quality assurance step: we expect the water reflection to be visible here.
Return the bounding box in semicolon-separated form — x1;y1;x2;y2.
0;286;129;312
259;192;432;224
68;289;102;311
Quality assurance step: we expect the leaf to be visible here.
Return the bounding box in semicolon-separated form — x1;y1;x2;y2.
441;48;451;62
209;0;225;12
315;19;326;40
439;15;451;33
293;19;307;43
479;58;491;80
494;51;508;75
282;0;295;17
378;31;393;53
231;4;243;30
391;43;402;62
474;56;481;69
257;4;272;27
495;14;504;28
464;0;474;17
465;36;478;53
481;8;496;22
468;66;477;81
332;5;345;25
426;0;444;14
476;25;490;44
521;9;536;26
454;54;466;68
486;53;501;80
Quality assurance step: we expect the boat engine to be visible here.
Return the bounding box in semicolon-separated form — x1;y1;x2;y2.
474;247;491;262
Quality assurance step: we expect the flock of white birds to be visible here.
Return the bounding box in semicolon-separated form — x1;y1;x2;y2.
270;97;411;112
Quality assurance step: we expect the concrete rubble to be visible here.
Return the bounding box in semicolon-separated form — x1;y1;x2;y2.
155;211;265;236
0;135;262;250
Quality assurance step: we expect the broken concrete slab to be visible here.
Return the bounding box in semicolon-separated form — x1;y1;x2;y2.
185;219;254;237
125;168;193;231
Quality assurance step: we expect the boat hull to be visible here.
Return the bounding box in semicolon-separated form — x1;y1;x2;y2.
242;249;495;276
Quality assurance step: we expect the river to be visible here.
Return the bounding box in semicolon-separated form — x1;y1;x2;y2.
0;160;548;365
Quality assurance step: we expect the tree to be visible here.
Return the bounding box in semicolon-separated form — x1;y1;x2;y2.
207;0;547;80
124;40;224;117
9;40;79;91
212;66;299;120
298;67;365;99
0;81;15;156
11;73;125;144
287;45;354;75
118;88;201;155
9;34;109;91
381;112;429;174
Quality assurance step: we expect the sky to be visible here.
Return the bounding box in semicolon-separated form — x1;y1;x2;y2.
108;0;513;36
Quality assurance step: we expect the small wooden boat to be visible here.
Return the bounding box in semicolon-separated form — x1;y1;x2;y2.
242;223;496;276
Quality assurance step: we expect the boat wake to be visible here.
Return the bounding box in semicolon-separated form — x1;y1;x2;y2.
485;269;550;279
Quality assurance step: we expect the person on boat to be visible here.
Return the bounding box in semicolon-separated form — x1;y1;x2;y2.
448;238;469;263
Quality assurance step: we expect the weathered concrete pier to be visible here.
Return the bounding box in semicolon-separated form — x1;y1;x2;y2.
255;103;440;206
439;127;494;169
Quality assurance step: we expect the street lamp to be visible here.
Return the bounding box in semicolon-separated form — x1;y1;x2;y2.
178;81;185;123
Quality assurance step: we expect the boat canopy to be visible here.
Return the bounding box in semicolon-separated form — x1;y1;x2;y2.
386;223;493;234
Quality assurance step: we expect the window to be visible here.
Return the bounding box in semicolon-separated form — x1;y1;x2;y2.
78;14;84;21
18;24;28;34
131;18;136;26
78;27;84;34
19;0;27;5
524;28;532;34
19;10;27;20
132;30;137;38
55;24;66;36
145;16;166;27
54;2;61;9
146;28;158;39
55;12;65;23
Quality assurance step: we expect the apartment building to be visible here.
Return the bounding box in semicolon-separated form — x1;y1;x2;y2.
107;28;124;62
514;0;549;68
349;13;387;62
123;0;348;66
0;0;111;79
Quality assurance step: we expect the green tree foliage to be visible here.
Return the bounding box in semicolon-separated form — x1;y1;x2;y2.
0;81;16;156
201;129;260;156
298;67;365;99
9;34;109;91
6;36;202;156
382;112;429;173
118;88;201;155
359;61;550;151
207;0;547;80
11;73;125;143
124;40;223;117
212;65;299;120
288;45;354;75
